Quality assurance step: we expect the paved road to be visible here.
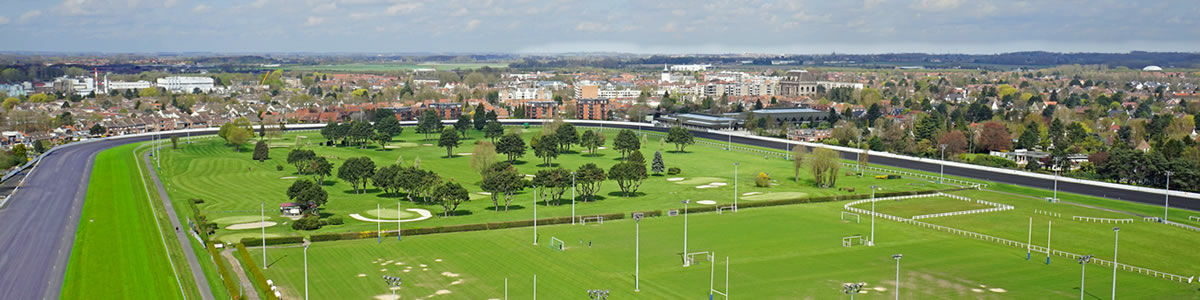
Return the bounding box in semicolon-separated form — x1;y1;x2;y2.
0;138;132;299
142;147;215;300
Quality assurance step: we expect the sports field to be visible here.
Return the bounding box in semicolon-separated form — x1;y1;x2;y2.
155;127;951;243
62;143;221;299
283;62;509;72
249;198;1199;299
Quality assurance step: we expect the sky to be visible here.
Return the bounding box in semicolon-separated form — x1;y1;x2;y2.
0;0;1198;54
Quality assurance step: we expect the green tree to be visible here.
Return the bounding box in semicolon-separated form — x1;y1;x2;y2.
374;114;404;137
170;136;179;149
438;128;462;158
496;133;526;163
433;181;469;217
555;123;579;152
665;126;695;152
416;109;443;140
32;140;47;154
454;114;472;138
373;131;392;148
480;162;524;211
307;156;333;184
228;127;252;152
89;123;106;136
532;168;571;205
1016;122;1041;150
608;159;647;196
575;163;606;201
470;141;498;174
651;151;665;174
580;130;605;154
3;97;20;111
792;146;808;183
613;129;640;159
287;149;316;174
337;157;376;194
252;140;270;161
372;164;403;195
472;104;488;130
484;120;505;142
532;134;559;166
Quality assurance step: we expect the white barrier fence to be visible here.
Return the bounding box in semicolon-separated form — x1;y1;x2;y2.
843;194;1195;285
1071;216;1134;224
1190;216;1200;222
1033;209;1061;217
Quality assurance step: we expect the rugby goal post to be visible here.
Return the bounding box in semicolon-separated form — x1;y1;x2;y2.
842;235;865;247
581;216;605;225
841;211;861;223
717;205;737;215
548;237;566;251
683;251;712;267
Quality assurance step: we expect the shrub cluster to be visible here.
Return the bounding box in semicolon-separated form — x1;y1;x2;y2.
235;243;280;300
667;167;681;175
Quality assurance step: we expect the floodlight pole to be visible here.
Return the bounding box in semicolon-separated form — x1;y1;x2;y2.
397;200;402;241
1111;227;1120;300
261;202;266;269
1053;169;1059;201
572;172;576;225
304;244;309;300
709;251;715;299
377;203;381;243
504;277;508;300
635;218;640;292
1078;255;1092;300
893;254;902;300
733;162;739;212
533;274;537;300
939;144;947;183
1163;171;1172;222
869;186;877;246
533;186;538;245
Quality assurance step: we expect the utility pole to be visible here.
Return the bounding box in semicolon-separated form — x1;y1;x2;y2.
571;172;576;225
1112;227;1120;300
869;185;877;246
1046;220;1052;264
939;144;947;184
1163;171;1173;222
682;199;690;266
893;254;903;300
261;202;266;269
733;162;739;212
533;186;538;245
1078;254;1093;300
304;244;310;300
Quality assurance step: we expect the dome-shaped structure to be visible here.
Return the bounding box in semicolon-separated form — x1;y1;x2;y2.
1142;65;1163;71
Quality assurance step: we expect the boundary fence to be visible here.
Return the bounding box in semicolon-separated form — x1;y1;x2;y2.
1071;216;1134;224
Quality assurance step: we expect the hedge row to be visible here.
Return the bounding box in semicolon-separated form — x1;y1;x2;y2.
234;243;279;300
206;243;243;299
239;235;305;246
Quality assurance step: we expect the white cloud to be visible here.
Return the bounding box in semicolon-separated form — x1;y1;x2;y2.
305;16;326;26
575;22;609;32
912;0;963;11
193;4;211;13
660;22;677;32
19;10;43;23
313;2;337;12
251;0;271;9
465;19;481;31
0;16;9;25
163;0;178;8
385;2;422;15
863;0;885;10
57;0;94;16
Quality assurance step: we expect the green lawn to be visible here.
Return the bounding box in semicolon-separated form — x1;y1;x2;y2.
249;200;1199;299
62;143;210;299
156;127;952;243
849;196;994;218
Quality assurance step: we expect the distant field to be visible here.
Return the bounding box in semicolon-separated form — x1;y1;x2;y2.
283;62;509;72
250;199;1199;299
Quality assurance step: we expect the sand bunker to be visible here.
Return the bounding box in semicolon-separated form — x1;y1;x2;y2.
709;182;727;186
350;208;433;223
450;279;464;286
358;274;367;277
667;177;685;182
696;185;717;189
456;153;473;156
441;271;459;277
475;192;491;195
971;288;984;293
988;288;1007;293
225;221;277;230
435;258;443;262
279;176;297;179
696;200;717;205
742;192;762;196
422;143;434;146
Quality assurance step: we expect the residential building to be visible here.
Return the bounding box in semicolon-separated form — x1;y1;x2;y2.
104;80;153;92
523;101;558;119
427;102;462;119
655;113;738;130
778;70;863;97
728;108;828;126
157;76;215;93
575;98;610;120
669;64;712;72
499;87;551;101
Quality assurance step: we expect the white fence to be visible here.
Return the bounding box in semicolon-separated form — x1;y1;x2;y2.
843;194;1195;284
1033;209;1061;217
907;193;1014;220
1071;216;1134;224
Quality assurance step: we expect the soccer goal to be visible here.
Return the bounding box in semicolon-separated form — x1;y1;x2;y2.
840;211;861;223
842;235;865;247
717;205;737;214
581;216;605;225
683;251;713;267
548;237;565;251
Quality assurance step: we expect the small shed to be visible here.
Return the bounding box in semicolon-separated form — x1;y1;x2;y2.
280;202;302;216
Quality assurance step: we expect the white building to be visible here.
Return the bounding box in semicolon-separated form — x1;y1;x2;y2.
60;77;96;96
157;76;215;93
500;87;551;101
669;64;712;72
104;80;153;92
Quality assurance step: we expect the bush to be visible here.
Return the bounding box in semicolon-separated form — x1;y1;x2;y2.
191;198;205;204
235;243;280;300
292;215;322;230
324;216;343;225
969;155;1018;168
276;164;284;171
240;236;305;246
754;172;771;187
667;167;681;175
